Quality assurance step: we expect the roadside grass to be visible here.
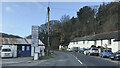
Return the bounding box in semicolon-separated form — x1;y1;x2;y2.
40;52;56;60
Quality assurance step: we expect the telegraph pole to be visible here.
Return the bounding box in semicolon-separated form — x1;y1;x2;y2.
47;6;50;56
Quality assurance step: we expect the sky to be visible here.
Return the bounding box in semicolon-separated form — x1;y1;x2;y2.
1;2;105;38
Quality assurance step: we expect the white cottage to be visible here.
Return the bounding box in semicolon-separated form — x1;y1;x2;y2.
68;31;120;53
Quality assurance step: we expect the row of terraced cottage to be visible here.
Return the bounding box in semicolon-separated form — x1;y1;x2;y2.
68;31;120;53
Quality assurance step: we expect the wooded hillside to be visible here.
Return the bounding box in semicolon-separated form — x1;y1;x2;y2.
27;2;119;50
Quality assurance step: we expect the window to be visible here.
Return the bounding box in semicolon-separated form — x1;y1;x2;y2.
26;46;30;51
94;41;96;45
87;41;89;44
105;50;111;52
92;48;98;50
83;41;85;44
101;40;103;45
22;46;25;51
108;39;111;44
76;42;78;44
2;49;11;52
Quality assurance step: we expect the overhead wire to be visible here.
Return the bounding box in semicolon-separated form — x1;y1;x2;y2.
38;2;47;8
37;1;50;24
38;2;83;13
51;7;78;11
38;2;100;13
38;2;100;25
48;0;50;7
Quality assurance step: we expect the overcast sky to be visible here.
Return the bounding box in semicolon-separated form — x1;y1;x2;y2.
2;2;106;38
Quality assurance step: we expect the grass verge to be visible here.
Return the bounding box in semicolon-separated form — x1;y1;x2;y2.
40;52;56;60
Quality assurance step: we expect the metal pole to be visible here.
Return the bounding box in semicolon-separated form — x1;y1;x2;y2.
48;6;50;56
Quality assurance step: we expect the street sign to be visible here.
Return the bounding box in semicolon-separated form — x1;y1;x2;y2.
31;26;40;59
31;26;39;47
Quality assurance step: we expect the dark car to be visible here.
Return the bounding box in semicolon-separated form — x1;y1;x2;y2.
110;50;120;60
72;47;79;52
79;48;86;54
100;49;112;58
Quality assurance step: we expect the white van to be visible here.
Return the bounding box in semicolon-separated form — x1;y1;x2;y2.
1;45;13;58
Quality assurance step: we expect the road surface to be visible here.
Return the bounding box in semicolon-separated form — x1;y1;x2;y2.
1;51;120;68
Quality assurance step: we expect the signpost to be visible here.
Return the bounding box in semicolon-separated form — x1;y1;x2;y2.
31;26;39;60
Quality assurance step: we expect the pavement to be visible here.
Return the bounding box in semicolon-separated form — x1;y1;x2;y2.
2;57;33;65
1;51;120;67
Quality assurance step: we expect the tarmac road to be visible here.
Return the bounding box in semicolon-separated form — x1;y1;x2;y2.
1;51;120;68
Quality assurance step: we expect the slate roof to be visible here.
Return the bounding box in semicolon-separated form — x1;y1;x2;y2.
72;31;120;42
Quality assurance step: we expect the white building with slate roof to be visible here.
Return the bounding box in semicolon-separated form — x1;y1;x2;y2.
68;31;120;52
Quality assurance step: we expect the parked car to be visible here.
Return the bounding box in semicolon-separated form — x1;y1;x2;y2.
100;49;112;58
67;48;72;52
72;47;79;52
110;50;120;60
84;49;89;55
79;48;86;54
89;48;99;56
1;45;13;58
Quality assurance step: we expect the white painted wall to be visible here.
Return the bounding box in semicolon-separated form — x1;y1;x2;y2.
31;45;45;56
31;46;34;56
95;39;120;52
68;42;73;49
78;41;84;48
111;41;119;52
39;46;45;56
68;42;79;50
111;39;120;52
68;41;95;49
78;41;83;48
84;41;88;48
68;38;120;53
11;45;17;57
87;41;95;48
102;40;109;47
96;40;102;47
107;39;112;48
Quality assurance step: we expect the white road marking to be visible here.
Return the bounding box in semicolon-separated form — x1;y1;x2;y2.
71;54;83;64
